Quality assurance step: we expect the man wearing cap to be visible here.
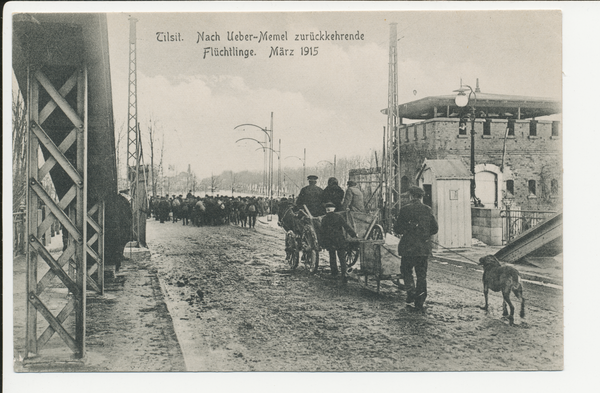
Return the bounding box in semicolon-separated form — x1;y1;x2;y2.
342;180;365;212
296;175;325;217
394;186;438;311
321;202;357;282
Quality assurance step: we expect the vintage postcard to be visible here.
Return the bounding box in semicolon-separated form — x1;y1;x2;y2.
4;0;592;392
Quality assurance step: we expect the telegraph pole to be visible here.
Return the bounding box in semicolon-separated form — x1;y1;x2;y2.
384;22;400;233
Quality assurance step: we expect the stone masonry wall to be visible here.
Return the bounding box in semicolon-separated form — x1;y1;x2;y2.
398;118;562;211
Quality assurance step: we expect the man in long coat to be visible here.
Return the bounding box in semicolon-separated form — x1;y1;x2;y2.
393;186;438;311
321;177;345;212
296;175;325;217
321;202;357;282
342;180;365;212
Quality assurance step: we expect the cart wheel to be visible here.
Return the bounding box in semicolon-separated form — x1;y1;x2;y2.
367;224;384;241
346;243;360;268
301;226;319;273
285;231;300;270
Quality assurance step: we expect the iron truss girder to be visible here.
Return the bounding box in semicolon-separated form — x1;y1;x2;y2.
26;64;104;360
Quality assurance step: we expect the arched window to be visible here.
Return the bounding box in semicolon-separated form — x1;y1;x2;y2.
528;180;537;196
506;180;514;195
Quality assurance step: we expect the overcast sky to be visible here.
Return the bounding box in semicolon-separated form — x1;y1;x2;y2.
105;10;561;180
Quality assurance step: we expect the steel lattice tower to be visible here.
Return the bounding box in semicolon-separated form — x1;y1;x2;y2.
384;23;400;232
126;16;147;246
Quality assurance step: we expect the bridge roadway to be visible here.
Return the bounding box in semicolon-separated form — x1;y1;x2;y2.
145;217;562;372
13;216;562;371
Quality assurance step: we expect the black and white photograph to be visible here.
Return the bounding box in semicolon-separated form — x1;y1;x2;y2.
3;0;597;390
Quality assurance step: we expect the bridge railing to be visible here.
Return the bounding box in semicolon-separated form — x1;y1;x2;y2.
500;208;558;244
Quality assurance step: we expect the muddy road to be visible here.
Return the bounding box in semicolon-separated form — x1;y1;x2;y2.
146;218;563;372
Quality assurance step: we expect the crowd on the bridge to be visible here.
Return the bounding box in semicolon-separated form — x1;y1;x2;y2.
150;192;270;228
150;174;438;312
148;175;368;229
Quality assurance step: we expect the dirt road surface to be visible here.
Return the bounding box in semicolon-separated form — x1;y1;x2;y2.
147;218;563;372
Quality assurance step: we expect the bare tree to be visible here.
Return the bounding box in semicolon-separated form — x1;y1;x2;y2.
147;116;159;197
158;135;165;196
210;174;221;195
13;89;28;211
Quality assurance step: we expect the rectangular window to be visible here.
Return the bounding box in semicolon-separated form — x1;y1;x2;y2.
414;125;418;140
459;119;468;135
507;120;515;136
528;180;536;196
529;120;537;136
483;120;491;136
506;180;514;195
423;123;427;139
405;127;409;142
552;121;560;137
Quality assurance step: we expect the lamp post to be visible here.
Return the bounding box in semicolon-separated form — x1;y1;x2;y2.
318;158;336;181
454;84;481;206
256;142;281;197
285;149;306;195
235;137;267;195
234;113;273;199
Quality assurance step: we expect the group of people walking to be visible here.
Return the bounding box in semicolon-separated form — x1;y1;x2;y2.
150;192;270;228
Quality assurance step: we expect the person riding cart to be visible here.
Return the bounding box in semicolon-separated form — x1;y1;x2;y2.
296;175;325;217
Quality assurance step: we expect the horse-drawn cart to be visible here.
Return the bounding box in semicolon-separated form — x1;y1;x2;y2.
341;211;404;292
281;205;403;292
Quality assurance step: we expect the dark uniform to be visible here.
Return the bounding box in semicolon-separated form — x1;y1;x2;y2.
321;206;357;281
296;177;324;217
157;197;171;223
247;198;258;228
321;178;345;212
394;187;438;310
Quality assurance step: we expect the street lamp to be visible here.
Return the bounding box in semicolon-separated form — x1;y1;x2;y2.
234;113;274;200
318;155;336;179
236;137;267;195
256;141;281;198
454;84;482;206
286;148;306;181
285;149;307;196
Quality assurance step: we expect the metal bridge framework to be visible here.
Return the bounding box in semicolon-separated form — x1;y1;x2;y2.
14;13;117;360
25;57;105;358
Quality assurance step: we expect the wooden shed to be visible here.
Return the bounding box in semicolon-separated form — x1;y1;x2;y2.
416;159;472;249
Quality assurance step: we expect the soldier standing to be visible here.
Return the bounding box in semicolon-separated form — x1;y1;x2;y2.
393;186;438;311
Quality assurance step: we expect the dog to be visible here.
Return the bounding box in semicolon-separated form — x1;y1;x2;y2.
478;255;525;326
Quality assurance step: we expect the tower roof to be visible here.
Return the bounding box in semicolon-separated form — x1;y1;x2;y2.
383;92;561;120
